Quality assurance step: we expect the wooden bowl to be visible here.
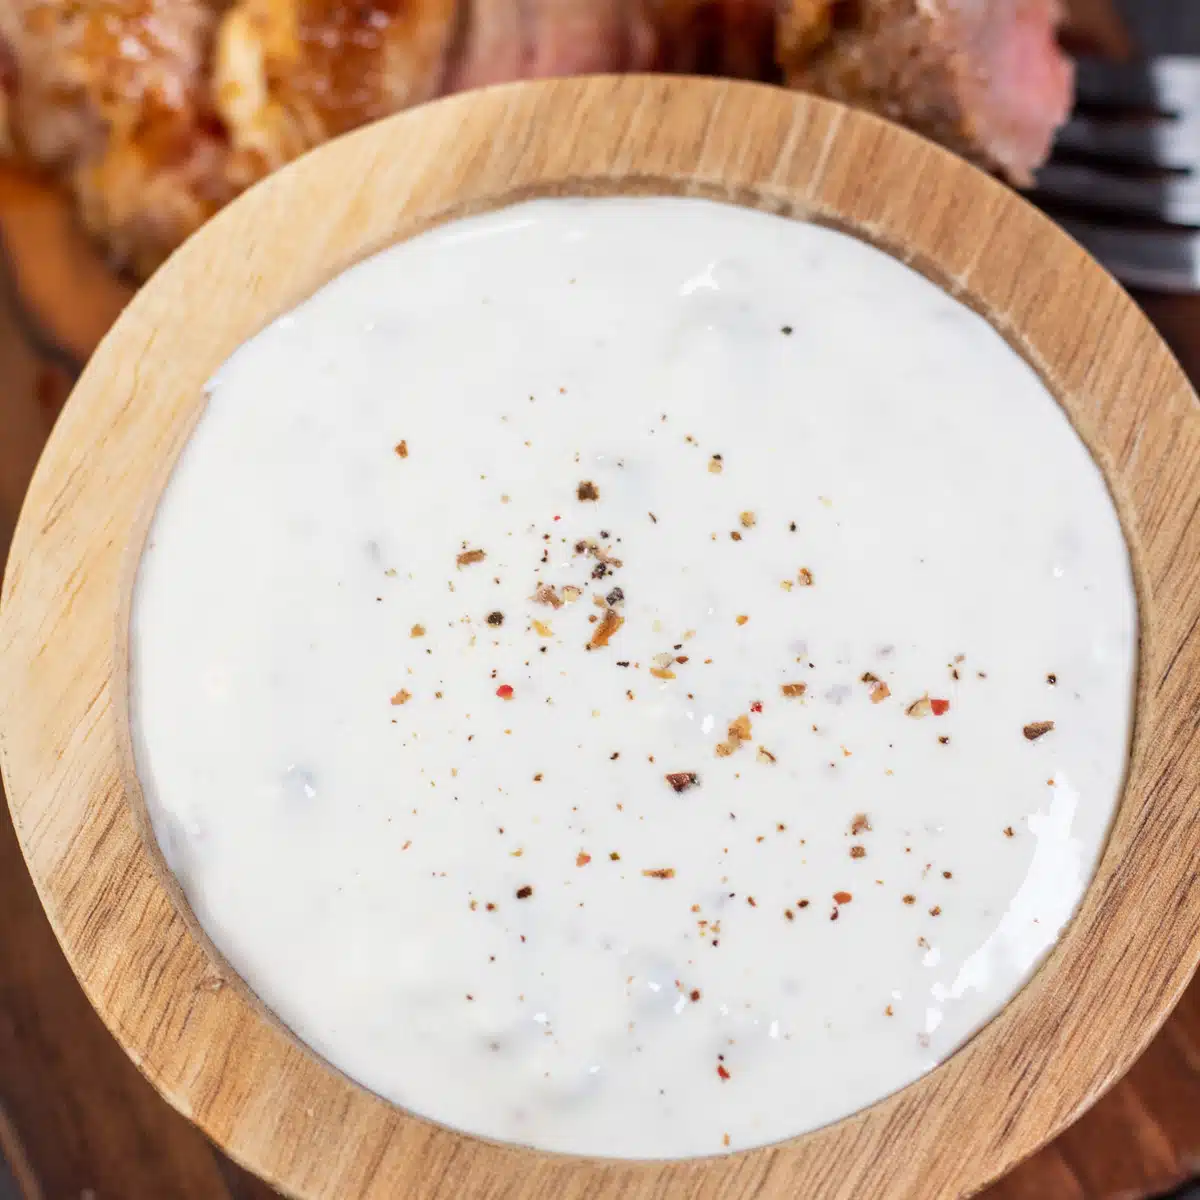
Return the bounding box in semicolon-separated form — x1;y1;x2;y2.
2;75;1199;1200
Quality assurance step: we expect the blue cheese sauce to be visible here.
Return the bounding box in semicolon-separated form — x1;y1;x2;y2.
131;197;1136;1158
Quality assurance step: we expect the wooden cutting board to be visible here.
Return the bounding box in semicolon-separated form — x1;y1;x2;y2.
0;157;1196;1200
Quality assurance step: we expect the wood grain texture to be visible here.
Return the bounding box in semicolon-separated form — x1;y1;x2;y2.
0;224;1187;1200
1061;0;1134;58
0;77;1198;1200
0;257;255;1200
0;170;132;363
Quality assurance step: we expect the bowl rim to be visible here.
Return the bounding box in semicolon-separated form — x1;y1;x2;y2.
2;75;1199;1200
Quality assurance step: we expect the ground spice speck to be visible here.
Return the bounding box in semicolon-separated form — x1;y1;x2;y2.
665;772;699;793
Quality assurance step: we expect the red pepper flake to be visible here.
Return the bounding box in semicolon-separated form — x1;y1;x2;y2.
833;891;853;904
716;1064;731;1080
576;851;592;867
577;480;600;501
784;909;794;921
665;771;700;793
394;440;409;458
943;870;953;879
496;685;514;699
456;548;486;568
797;899;810;909
929;905;942;917
750;700;763;713
1023;720;1055;741
930;698;951;716
690;988;701;1002
746;896;757;907
485;902;497;911
516;885;533;899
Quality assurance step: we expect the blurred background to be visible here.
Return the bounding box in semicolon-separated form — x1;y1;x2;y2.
0;0;1198;1196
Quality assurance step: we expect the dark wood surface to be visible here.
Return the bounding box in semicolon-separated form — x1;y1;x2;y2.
0;166;1197;1200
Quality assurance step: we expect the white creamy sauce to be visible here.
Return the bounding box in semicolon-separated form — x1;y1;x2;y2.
131;198;1136;1159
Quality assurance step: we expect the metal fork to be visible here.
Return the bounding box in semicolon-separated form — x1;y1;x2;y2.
1031;55;1200;292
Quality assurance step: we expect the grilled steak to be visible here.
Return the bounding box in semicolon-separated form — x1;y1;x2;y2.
778;0;1074;184
0;0;1072;275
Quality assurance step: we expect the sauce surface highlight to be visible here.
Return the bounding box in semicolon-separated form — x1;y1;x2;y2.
131;197;1137;1158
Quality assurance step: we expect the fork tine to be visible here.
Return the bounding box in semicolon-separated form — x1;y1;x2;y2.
1075;56;1200;113
1057;219;1200;293
1055;113;1200;172
1034;162;1200;224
